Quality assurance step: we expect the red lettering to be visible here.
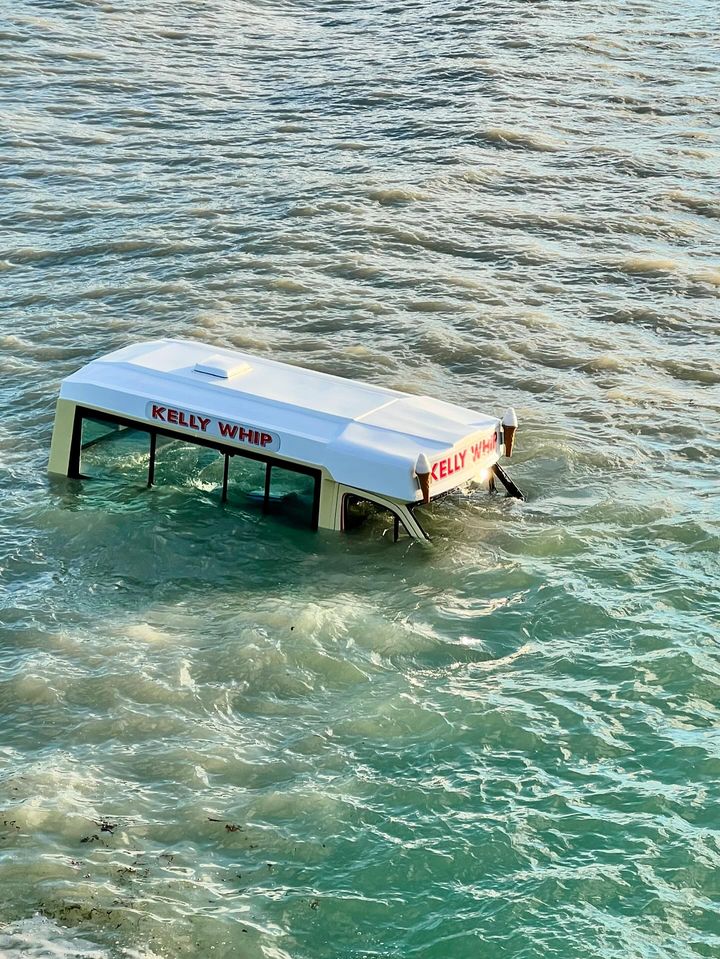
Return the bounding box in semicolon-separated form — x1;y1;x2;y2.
188;414;198;430
167;408;178;424
259;432;273;447
218;422;238;438
178;411;188;427
425;445;494;484
198;417;210;432
151;405;166;421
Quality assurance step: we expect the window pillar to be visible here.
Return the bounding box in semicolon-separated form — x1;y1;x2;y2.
148;432;157;487
221;453;230;503
263;463;272;513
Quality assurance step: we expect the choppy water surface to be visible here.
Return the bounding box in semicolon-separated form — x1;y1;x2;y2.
1;1;719;956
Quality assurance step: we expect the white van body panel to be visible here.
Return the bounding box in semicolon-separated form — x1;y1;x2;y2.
53;339;502;501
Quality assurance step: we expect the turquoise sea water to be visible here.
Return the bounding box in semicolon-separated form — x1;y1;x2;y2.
1;1;719;956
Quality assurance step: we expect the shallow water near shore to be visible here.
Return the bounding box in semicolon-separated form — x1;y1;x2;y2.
1;1;719;957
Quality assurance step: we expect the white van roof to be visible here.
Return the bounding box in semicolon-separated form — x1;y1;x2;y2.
59;339;501;502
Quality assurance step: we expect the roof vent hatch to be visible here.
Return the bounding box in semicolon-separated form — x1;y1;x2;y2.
194;355;251;379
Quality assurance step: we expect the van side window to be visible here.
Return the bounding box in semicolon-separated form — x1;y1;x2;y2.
226;454;267;508
225;457;318;529
70;408;320;530
77;414;151;483
266;464;317;529
152;434;223;490
343;495;409;542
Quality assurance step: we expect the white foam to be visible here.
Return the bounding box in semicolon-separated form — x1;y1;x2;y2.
0;916;108;958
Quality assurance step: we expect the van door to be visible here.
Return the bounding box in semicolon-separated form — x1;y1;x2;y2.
337;486;429;542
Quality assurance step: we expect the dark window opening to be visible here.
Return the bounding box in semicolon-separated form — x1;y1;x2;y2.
343;495;409;542
152;433;224;492
226;453;267;508
223;457;317;529
78;415;151;484
266;463;317;529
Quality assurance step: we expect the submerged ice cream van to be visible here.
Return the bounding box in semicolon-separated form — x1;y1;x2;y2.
49;339;523;541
